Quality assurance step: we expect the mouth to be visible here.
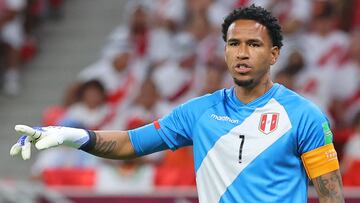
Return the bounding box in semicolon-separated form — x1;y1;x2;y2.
234;63;252;74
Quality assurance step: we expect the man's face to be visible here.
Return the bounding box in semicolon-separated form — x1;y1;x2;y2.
224;19;279;88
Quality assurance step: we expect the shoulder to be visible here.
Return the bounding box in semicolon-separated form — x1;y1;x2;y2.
273;85;327;120
159;89;228;139
179;88;227;112
274;86;332;152
167;88;228;124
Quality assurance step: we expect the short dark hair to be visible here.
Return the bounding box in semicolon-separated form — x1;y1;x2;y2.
221;4;283;49
78;79;106;99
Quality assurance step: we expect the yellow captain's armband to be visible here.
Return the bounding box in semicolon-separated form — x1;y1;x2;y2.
301;143;339;179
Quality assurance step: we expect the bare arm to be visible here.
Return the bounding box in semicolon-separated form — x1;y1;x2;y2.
312;170;345;203
11;125;139;160
89;130;137;160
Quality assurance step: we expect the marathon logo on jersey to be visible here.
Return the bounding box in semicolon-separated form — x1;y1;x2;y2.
210;114;239;124
259;113;279;134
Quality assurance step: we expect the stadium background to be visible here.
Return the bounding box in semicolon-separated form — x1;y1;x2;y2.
1;0;360;202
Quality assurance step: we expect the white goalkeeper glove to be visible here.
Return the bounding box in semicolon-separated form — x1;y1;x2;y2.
10;125;90;160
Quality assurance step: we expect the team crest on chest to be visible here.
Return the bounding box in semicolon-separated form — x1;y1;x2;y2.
259;113;279;134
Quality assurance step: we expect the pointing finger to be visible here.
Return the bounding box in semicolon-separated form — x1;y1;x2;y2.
15;125;43;140
10;143;21;156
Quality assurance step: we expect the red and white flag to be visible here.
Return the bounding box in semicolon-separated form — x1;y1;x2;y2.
259;113;279;134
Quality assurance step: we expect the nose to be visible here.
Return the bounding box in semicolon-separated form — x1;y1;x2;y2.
236;44;249;60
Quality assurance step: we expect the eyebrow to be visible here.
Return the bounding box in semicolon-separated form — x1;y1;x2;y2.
248;39;263;44
227;38;239;43
227;38;264;44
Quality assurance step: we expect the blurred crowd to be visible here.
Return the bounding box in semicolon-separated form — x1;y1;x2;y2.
3;0;360;192
0;0;62;96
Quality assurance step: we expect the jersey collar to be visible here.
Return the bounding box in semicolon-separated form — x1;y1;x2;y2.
227;83;281;109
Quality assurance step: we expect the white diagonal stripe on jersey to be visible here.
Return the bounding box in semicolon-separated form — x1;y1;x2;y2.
196;99;292;203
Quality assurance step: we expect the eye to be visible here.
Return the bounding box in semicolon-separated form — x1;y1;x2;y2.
248;42;260;47
228;41;239;46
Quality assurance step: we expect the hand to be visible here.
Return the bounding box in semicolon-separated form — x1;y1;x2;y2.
10;125;89;160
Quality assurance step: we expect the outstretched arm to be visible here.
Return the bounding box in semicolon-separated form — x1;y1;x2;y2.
312;169;345;203
87;130;136;159
10;125;137;160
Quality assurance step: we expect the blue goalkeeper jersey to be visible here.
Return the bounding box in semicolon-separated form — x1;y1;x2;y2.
129;83;333;203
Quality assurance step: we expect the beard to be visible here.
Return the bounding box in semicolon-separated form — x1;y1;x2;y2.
233;78;256;88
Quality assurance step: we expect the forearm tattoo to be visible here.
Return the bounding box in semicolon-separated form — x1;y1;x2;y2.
93;135;117;155
82;131;133;159
314;171;344;202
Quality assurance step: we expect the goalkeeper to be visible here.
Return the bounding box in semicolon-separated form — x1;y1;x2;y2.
10;5;344;203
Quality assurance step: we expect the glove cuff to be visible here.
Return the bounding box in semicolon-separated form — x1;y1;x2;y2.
79;130;96;152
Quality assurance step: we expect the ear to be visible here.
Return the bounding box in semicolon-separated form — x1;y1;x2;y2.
270;46;280;65
224;44;227;62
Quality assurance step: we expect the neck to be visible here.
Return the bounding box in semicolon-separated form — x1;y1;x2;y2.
234;79;273;104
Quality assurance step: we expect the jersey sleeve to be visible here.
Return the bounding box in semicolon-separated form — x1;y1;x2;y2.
297;103;339;179
128;122;169;156
155;104;196;150
157;91;223;149
128;105;197;156
297;106;333;154
129;91;223;156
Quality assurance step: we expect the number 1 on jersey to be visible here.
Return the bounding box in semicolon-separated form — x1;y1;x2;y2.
239;135;245;163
